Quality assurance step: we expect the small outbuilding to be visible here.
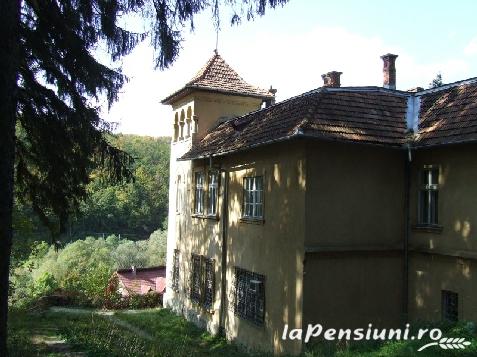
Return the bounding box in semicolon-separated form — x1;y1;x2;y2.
115;266;166;297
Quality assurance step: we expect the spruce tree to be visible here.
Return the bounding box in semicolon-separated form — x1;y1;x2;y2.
0;0;287;354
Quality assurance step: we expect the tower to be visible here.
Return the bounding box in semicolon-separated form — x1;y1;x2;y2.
161;51;274;309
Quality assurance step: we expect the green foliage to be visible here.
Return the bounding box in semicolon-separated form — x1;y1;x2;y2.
10;230;167;307
429;73;444;88
73;134;170;238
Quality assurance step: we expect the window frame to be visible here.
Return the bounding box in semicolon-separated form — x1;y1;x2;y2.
207;171;219;217
233;267;266;326
194;171;205;215
190;254;202;303
418;165;439;226
442;290;458;322
242;175;264;220
189;254;215;310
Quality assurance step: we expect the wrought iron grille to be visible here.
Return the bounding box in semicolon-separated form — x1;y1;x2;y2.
203;257;215;309
172;249;180;292
233;267;265;326
190;254;202;303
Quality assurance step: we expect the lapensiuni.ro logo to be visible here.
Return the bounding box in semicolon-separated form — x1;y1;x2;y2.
282;323;472;352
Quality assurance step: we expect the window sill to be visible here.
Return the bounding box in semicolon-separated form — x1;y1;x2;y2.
412;224;443;234
191;214;219;221
240;217;265;225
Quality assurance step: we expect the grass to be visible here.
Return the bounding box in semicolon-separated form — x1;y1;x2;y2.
7;307;477;356
116;308;258;356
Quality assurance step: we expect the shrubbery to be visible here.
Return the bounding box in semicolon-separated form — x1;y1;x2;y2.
9;230;167;308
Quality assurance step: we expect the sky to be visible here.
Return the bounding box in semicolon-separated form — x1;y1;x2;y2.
101;0;477;137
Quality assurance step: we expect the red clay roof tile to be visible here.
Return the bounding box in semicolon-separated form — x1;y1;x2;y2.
161;51;273;104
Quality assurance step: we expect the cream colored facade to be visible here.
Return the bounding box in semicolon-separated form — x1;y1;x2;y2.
409;145;477;323
163;82;477;355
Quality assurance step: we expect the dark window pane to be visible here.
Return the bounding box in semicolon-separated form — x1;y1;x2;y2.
430;191;438;224
442;290;458;322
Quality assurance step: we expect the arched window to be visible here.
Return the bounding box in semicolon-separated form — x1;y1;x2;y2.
186;106;192;137
179;110;185;139
173;113;179;142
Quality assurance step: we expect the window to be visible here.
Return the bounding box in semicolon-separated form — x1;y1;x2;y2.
419;167;439;225
194;172;204;214
189;254;215;309
172;249;180;292
243;176;264;219
190;254;202;303
233;267;265;326
176;175;182;213
203;258;215;309
442;290;458;322
207;171;219;216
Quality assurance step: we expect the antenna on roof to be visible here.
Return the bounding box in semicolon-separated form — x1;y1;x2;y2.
215;27;219;54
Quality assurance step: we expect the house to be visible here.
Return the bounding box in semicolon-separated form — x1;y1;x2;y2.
162;51;477;355
116;266;166;296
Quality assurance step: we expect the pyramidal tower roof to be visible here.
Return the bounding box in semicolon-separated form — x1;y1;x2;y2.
161;51;274;104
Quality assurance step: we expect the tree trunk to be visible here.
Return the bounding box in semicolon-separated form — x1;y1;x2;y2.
0;0;20;355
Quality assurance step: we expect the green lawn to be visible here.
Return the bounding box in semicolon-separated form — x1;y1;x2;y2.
7;308;477;357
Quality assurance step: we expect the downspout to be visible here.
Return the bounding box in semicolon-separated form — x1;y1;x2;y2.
219;166;229;333
403;143;412;322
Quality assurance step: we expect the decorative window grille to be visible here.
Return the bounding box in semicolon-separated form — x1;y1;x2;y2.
194;172;204;214
172;249;180;292
233;267;265;326
189;254;215;309
243;176;264;219
207;171;219;216
203;258;215;309
190;254;202;303
419;167;439;225
442;290;458;322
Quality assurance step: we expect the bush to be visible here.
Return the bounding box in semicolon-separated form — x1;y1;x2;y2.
10;229;167;308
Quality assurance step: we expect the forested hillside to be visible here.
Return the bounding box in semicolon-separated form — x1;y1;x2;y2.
12;134;170;261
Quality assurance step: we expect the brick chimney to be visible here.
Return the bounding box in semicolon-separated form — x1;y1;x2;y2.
381;53;398;89
321;71;342;88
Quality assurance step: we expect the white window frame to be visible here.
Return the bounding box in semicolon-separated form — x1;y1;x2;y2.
207;171;219;216
194;172;204;214
418;165;439;225
242;176;264;219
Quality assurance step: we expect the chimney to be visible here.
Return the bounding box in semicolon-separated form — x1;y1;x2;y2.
321;71;342;88
131;265;136;276
264;86;277;107
381;53;398;89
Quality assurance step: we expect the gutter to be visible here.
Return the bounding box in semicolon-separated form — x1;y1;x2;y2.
218;166;229;333
403;143;412;322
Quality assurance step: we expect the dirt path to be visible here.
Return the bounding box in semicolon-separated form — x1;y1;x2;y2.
29;316;87;356
49;307;154;341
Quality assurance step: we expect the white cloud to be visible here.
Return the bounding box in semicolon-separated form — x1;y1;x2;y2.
464;36;477;55
102;22;477;137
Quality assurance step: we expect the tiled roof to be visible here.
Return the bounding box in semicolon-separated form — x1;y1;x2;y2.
180;88;408;160
116;266;166;296
161;51;274;104
416;81;477;146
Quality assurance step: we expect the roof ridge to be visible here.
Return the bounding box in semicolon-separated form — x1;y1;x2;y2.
415;76;477;96
187;51;220;85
